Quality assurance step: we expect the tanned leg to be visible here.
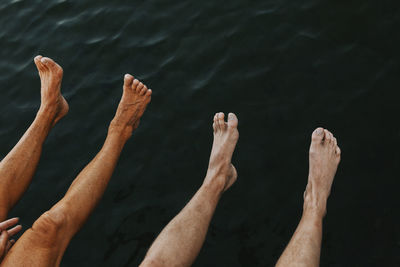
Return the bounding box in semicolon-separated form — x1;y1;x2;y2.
140;112;239;267
1;75;152;267
276;128;341;267
0;56;68;221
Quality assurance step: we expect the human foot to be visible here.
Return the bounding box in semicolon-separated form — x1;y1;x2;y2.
34;56;69;126
204;112;239;192
304;128;341;216
110;74;152;140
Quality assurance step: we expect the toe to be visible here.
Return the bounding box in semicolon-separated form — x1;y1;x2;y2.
311;127;325;143
34;55;43;65
145;89;152;97
212;115;217;132
324;130;333;142
227;113;238;129
131;79;140;91
34;55;45;72
137;82;144;92
329;132;334;143
218;112;226;130
214;113;220;131
41;57;52;65
124;74;134;88
333;137;337;146
41;57;62;73
336;146;341;155
140;85;147;95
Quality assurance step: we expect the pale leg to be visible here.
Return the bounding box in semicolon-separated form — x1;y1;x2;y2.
140;112;239;267
276;128;341;267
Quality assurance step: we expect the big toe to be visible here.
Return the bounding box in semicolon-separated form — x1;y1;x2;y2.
124;74;134;88
227;113;238;129
311;127;325;143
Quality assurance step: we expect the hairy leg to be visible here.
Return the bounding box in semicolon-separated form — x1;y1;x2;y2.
276;128;341;267
140;112;239;267
1;75;152;267
0;56;68;220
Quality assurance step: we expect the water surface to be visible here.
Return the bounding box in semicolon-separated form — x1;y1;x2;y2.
0;0;399;266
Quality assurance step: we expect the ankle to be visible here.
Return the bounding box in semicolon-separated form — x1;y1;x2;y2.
207;159;230;176
36;107;57;124
202;173;226;195
108;122;132;141
303;197;327;218
39;101;58;113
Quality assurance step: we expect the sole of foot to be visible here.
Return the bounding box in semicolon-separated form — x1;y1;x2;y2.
110;74;152;140
304;127;341;216
34;55;69;126
204;112;239;192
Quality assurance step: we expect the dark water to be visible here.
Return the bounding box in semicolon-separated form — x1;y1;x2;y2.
0;0;400;266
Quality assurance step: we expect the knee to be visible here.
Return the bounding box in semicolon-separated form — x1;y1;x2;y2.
34;207;69;233
31;206;70;245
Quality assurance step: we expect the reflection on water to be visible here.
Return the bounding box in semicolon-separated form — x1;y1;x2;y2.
0;0;400;266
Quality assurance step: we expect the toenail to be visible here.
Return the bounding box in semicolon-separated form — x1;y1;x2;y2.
316;128;323;134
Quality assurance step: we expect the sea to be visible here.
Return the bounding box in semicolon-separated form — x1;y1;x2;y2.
0;0;399;266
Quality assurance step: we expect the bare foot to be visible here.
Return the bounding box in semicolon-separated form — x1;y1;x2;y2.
110;74;152;140
304;128;341;216
34;56;69;126
204;112;239;192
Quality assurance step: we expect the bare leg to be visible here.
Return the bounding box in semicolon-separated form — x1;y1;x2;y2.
0;56;68;221
140;112;239;267
276;128;341;267
1;75;152;267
